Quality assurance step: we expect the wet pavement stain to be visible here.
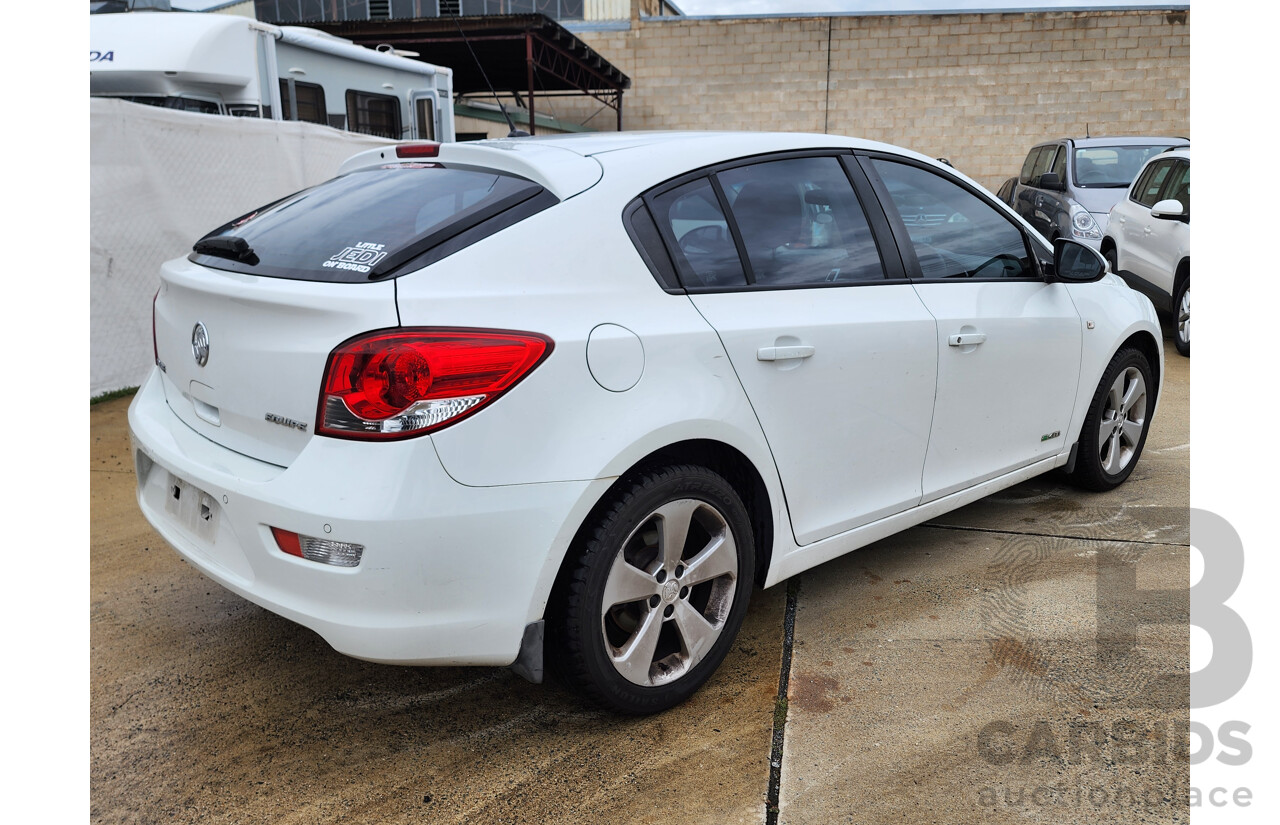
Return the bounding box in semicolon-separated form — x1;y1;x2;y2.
790;673;841;714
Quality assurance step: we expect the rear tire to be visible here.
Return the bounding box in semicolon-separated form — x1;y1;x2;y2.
1070;348;1155;491
548;465;754;715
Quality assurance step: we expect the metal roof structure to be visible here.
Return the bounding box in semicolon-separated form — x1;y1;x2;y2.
296;13;631;134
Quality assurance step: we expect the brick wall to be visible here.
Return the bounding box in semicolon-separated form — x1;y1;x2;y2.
562;9;1189;191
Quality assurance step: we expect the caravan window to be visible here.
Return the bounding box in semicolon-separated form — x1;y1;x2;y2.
280;80;328;125
346;90;402;139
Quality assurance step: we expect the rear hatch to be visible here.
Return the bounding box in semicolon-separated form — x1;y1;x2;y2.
154;159;557;467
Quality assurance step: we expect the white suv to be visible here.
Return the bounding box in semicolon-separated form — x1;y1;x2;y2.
1102;148;1190;355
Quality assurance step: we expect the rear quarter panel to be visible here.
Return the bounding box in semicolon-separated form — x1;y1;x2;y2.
393;182;781;493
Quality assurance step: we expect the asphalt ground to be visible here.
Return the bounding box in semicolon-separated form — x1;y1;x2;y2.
90;321;1188;825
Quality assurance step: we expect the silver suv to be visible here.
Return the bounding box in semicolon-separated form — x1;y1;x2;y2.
996;136;1189;249
1102;147;1190;356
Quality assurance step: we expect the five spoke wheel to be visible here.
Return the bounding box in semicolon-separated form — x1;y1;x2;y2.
1097;366;1148;476
1174;280;1190;356
549;465;754;715
1070;347;1155;491
601;498;739;687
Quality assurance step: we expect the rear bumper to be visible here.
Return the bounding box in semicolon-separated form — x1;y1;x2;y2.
127;368;602;666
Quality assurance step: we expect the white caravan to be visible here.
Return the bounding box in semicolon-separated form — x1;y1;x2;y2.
90;11;455;142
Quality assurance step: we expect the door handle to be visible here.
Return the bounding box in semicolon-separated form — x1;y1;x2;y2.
947;333;987;347
757;345;815;361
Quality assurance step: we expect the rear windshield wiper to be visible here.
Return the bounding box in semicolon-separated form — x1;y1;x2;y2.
193;236;259;266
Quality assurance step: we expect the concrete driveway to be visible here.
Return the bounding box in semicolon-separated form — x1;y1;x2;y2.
90;326;1188;825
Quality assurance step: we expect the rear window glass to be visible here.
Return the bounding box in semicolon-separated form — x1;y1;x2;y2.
190;164;547;282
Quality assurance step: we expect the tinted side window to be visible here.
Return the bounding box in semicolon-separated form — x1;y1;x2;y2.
871;159;1034;281
1134;160;1175;207
717;156;886;286
1164;161;1190;213
1030;146;1057;183
1049;146;1067;181
650;179;747;289
1019;148;1045;184
624;199;681;291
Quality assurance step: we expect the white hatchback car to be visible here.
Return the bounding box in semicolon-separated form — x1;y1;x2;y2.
129;132;1163;714
1102;147;1190;355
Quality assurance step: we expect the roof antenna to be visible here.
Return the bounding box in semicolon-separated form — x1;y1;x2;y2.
1086;122;1091;138
452;16;529;137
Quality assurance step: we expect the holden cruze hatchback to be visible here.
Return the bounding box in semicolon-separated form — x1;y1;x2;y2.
129;132;1163;714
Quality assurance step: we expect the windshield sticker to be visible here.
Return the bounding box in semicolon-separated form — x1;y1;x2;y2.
324;242;388;274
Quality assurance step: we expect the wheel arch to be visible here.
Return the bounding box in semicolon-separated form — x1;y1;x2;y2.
1119;329;1163;407
1175;257;1190;287
557;440;776;597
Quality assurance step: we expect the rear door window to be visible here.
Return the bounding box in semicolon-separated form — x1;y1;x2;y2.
190;165;550;282
716;156;886;286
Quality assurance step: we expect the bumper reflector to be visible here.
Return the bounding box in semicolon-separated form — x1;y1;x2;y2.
271;527;364;568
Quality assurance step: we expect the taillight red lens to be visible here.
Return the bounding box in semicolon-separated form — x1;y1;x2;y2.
271;527;303;558
318;328;553;440
395;143;440;158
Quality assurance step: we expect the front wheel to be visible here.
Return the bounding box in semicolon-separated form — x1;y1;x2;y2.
1173;278;1190;356
1070;348;1155;491
548;465;755;715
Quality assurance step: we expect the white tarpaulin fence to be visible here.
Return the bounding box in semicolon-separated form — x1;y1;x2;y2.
90;98;393;396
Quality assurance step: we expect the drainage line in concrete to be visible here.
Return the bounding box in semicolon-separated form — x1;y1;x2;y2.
765;576;800;825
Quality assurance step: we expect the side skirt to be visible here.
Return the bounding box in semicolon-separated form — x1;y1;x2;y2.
764;453;1070;586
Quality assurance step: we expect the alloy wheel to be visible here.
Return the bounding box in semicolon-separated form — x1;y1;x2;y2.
1178;286;1190;347
600;498;738;687
1098;366;1148;475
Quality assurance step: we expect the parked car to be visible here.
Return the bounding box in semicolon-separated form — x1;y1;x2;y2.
129;132;1163;715
997;136;1189;249
1102;147;1190;356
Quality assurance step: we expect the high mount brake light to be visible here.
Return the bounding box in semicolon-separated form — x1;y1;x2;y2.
317;328;553;440
395;143;441;158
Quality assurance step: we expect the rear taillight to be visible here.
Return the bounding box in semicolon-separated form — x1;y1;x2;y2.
317;328;553;440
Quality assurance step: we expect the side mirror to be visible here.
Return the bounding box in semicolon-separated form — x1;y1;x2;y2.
1047;238;1107;283
1037;172;1064;191
1151;198;1187;221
